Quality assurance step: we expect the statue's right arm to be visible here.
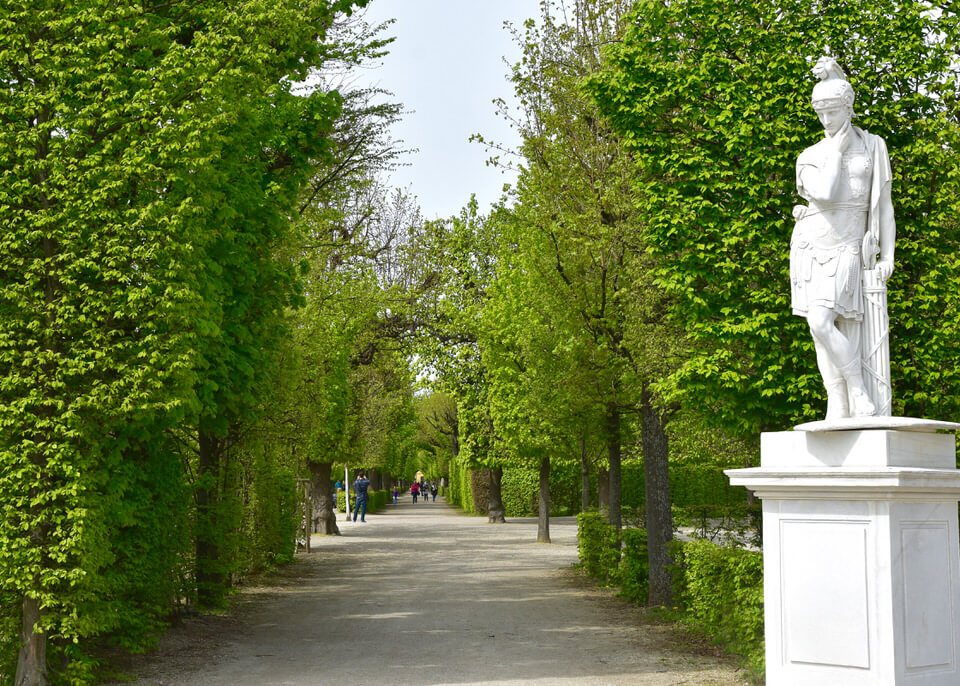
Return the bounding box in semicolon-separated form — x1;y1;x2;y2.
797;143;843;203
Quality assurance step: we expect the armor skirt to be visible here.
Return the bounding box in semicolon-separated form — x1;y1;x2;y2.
791;238;863;320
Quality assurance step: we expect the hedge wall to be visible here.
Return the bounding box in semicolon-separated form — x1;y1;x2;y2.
673;539;764;679
447;459;747;518
621;461;748;511
336;489;391;514
575;512;650;604
501;462;582;517
446;460;476;513
499;460;747;518
502;467;538;517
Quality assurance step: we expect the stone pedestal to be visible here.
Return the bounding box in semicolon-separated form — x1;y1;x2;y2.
728;428;960;685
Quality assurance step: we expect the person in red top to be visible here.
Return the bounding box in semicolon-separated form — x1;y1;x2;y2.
410;482;419;504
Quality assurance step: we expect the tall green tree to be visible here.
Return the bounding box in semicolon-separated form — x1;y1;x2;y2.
483;0;683;601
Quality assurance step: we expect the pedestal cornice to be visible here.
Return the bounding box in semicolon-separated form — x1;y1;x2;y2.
726;465;960;501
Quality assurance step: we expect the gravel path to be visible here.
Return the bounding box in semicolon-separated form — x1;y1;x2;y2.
121;498;748;685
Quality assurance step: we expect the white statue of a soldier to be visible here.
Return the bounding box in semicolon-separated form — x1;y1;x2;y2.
790;57;896;419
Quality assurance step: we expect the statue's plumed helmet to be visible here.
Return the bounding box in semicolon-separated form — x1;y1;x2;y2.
811;56;855;112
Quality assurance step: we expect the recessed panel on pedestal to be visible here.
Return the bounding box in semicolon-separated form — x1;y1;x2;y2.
901;522;955;673
781;519;871;669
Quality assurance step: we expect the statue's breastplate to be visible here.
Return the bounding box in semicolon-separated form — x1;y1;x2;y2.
839;143;872;203
801;142;872;249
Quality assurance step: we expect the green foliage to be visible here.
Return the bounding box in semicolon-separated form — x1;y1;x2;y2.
446;460;477;514
577;511;649;602
236;440;301;574
575;512;648;603
578;514;763;677
576;511;620;583
502;468;539;517
618;528;650;604
479;1;645;490
672;540;765;678
588;0;960;434
501;462;582;517
0;593;16;679
618;461;748;512
459;465;476;513
369;490;391;511
0;0;370;678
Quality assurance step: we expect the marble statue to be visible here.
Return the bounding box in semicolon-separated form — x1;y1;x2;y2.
790;56;896;419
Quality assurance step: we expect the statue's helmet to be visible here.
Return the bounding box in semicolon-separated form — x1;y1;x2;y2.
811;56;855;112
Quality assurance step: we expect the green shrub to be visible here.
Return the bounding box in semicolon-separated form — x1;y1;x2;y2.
470;469;490;514
336;490;346;513
502;467;538;516
367;489;390;512
576;511;619;582
549;461;580;515
576;512;649;603
674;539;764;678
446;462;477;513
501;462;582;517
620;461;749;512
618;528;649;604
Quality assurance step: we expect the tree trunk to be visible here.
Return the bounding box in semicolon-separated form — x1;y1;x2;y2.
642;383;673;605
607;402;622;537
309;460;340;536
196;428;225;607
15;596;46;686
368;469;382;491
597;466;609;510
487;466;506;523
580;438;590;512
537;455;551;543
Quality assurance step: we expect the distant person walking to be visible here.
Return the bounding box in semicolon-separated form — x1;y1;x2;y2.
410;482;419;504
431;482;438;502
352;471;370;522
392;485;399;504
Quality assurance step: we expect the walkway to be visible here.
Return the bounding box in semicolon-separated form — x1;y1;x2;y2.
121;498;748;685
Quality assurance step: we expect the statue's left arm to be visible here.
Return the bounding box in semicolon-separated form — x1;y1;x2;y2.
874;136;896;280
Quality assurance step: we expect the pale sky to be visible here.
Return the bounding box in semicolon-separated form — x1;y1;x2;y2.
356;0;541;219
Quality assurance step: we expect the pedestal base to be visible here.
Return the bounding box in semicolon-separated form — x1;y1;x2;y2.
728;428;960;685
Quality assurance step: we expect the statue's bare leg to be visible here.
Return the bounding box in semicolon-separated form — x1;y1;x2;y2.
813;338;848;418
807;306;875;417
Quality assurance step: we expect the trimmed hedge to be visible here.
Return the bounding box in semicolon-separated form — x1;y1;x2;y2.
576;511;764;680
447;460;477;513
453;460;747;519
575;511;649;603
618;528;649;604
496;460;749;518
621;461;748;512
576;511;620;582
502;467;538;517
501;462;584;517
673;539;764;678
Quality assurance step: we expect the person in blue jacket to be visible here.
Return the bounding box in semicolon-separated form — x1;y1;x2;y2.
352;471;371;522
